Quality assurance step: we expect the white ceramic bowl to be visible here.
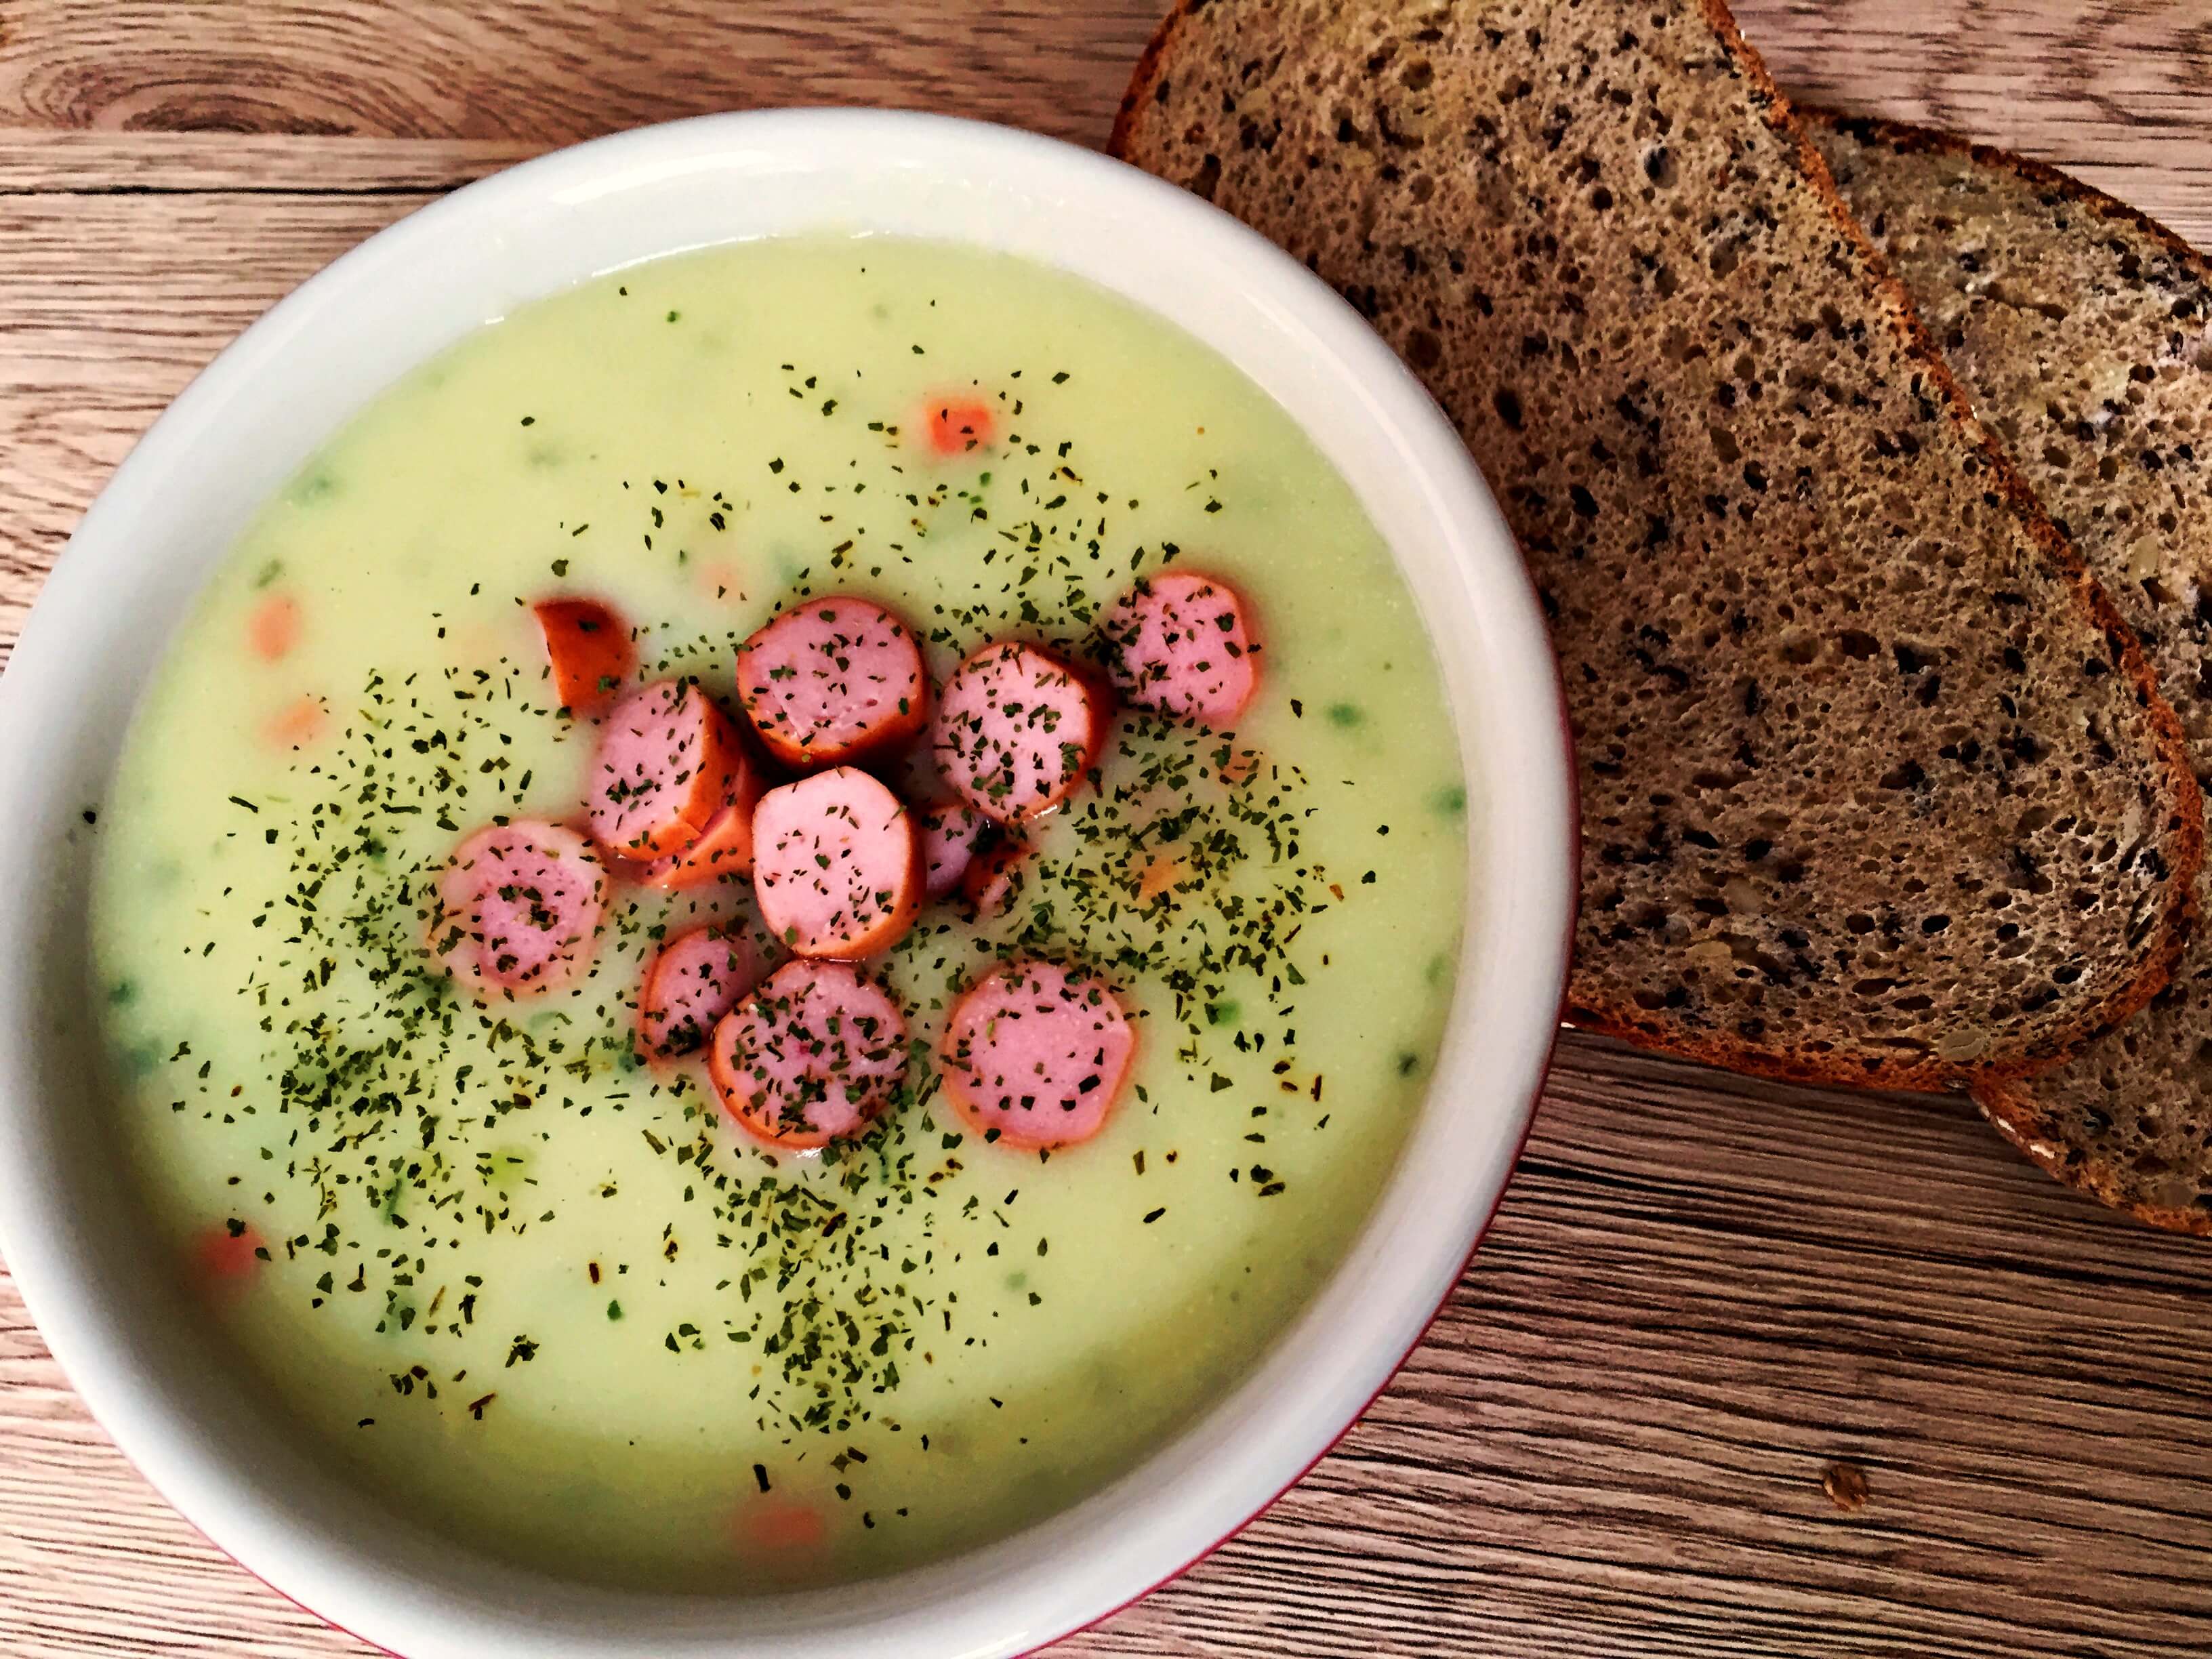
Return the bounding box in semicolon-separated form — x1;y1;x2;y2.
0;110;1573;1657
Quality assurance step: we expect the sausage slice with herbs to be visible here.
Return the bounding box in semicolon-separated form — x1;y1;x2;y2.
962;836;1032;920
432;819;607;996
751;766;923;958
533;596;635;717
916;798;988;901
708;960;909;1149
931;641;1110;825
639;748;769;890
939;958;1134;1148
637;924;776;1058
586;678;745;861
735;596;928;770
1099;570;1259;729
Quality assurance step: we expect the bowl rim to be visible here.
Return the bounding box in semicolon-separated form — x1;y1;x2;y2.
0;106;1577;1658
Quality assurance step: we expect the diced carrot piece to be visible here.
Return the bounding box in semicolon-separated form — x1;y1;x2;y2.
733;1496;826;1557
697;560;748;604
266;695;328;750
1136;855;1183;902
198;1222;265;1281
921;394;997;457
247;595;301;661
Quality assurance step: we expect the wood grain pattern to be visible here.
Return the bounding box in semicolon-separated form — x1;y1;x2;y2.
3;3;2211;1656
1735;0;2212;233
0;2;1166;148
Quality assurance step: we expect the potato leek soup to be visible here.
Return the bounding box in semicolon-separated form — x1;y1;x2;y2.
89;236;1469;1590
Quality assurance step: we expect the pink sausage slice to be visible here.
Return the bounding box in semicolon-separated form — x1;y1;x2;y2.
586;679;744;861
917;798;987;901
752;766;923;958
640;750;769;890
736;596;929;771
962;836;1032;920
433;820;606;995
637;925;776;1058
708;960;909;1149
939;959;1135;1149
1099;570;1259;729
931;642;1109;826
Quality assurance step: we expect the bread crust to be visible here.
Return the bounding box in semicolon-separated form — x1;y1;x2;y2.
1809;104;2212;1230
1974;1073;2212;1235
1111;0;2203;1094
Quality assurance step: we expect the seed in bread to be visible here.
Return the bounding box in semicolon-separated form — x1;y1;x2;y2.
1112;0;2202;1088
1813;109;2212;1230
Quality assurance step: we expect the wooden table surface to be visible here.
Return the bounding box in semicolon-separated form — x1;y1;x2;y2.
3;2;2211;1654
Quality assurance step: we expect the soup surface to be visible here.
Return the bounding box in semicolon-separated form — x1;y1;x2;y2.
91;236;1469;1590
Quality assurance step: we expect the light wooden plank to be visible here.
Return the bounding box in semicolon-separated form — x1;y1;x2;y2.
1735;0;2212;159
1734;0;2212;243
0;1;1166;152
0;131;537;192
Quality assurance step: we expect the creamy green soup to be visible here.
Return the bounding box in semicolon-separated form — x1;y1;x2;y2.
90;236;1467;1590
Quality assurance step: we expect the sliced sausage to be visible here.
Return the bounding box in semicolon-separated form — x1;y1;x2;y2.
586;678;744;860
1099;570;1259;729
962;836;1032;920
752;766;922;958
432;819;606;995
931;641;1110;826
917;798;987;901
533;597;636;717
638;925;776;1058
708;960;909;1149
735;596;929;770
639;748;769;890
939;959;1135;1149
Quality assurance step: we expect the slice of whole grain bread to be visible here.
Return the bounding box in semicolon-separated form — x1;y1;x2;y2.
1811;109;2212;1229
1111;0;2202;1090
